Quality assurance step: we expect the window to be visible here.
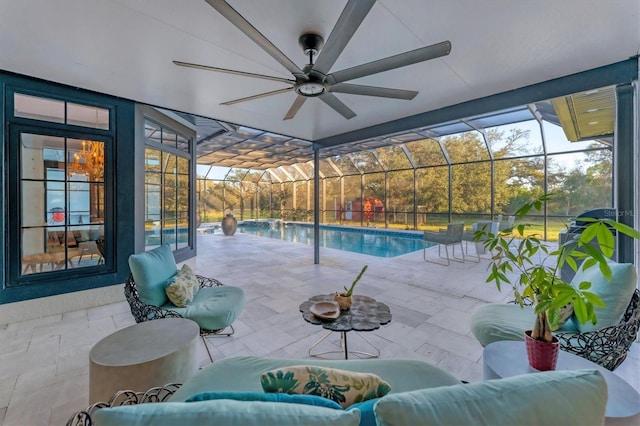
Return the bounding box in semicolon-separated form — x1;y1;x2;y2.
14;93;109;130
7;91;112;284
144;119;192;251
19;133;106;276
2;79;134;303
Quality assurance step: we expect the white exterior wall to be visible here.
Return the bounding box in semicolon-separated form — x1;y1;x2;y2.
0;284;124;325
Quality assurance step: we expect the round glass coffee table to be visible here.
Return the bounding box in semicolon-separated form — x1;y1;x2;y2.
300;294;391;359
483;340;640;420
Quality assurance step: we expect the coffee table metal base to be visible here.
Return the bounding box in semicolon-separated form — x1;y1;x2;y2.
308;330;380;360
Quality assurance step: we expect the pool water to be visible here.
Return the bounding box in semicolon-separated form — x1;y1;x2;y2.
238;222;429;257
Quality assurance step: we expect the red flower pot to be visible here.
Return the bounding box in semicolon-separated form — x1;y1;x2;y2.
524;330;559;371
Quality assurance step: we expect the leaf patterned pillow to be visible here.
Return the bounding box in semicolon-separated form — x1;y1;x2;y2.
165;264;199;307
260;365;391;408
179;264;200;297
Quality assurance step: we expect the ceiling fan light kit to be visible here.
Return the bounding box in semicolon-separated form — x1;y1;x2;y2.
177;0;451;120
295;81;326;97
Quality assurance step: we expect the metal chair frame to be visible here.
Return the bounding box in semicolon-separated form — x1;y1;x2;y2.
423;222;465;265
124;274;235;363
555;288;640;371
513;288;640;371
462;220;498;262
66;383;182;426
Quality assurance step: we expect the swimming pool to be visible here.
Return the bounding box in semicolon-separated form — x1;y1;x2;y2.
238;222;430;257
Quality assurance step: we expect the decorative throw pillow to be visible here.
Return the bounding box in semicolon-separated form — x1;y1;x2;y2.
165;264;199;308
128;244;176;307
261;365;391;408
165;278;193;308
346;397;381;426
571;261;637;332
185;391;342;410
93;399;360;426
373;370;606;426
179;264;201;297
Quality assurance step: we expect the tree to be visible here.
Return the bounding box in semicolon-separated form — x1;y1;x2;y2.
375;146;414;219
487;128;541;214
272;183;292;219
547;145;613;217
444;132;492;213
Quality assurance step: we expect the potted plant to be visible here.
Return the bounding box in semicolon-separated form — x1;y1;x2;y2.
334;265;368;310
478;195;640;370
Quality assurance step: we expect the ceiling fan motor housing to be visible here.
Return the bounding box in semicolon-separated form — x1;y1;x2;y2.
298;33;324;56
295;33;327;96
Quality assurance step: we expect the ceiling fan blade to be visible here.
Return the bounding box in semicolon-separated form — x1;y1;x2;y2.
327;40;451;84
319;92;356;119
221;87;294;105
173;61;295;84
329;83;417;100
204;0;306;78
283;96;308;120
312;0;375;75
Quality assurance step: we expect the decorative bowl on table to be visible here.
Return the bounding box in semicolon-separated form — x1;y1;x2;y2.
310;301;340;320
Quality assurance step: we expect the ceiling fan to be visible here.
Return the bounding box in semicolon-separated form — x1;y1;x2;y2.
174;0;451;120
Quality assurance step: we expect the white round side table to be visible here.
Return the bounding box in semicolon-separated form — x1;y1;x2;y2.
89;318;200;404
483;340;640;420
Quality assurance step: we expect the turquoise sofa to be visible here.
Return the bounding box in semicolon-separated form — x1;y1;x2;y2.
74;356;608;426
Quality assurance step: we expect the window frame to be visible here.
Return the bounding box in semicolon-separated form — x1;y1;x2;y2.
143;116;195;256
7;123;114;286
0;77;133;305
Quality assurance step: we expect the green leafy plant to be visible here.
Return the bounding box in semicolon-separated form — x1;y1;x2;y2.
479;195;640;343
342;265;368;297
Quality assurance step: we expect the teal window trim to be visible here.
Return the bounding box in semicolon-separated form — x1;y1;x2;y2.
1;71;135;304
140;108;197;263
6;123;113;286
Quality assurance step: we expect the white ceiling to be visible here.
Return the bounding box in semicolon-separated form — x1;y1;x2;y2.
1;0;639;142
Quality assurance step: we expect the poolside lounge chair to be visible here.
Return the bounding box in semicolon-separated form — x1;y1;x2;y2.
463;220;499;261
423;222;465;265
498;215;516;231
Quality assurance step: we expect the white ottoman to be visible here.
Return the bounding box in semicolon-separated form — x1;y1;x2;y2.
89;318;200;404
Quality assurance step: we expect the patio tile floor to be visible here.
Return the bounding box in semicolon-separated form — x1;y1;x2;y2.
0;232;638;425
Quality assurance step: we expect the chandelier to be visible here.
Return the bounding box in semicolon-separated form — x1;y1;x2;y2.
68;140;104;180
